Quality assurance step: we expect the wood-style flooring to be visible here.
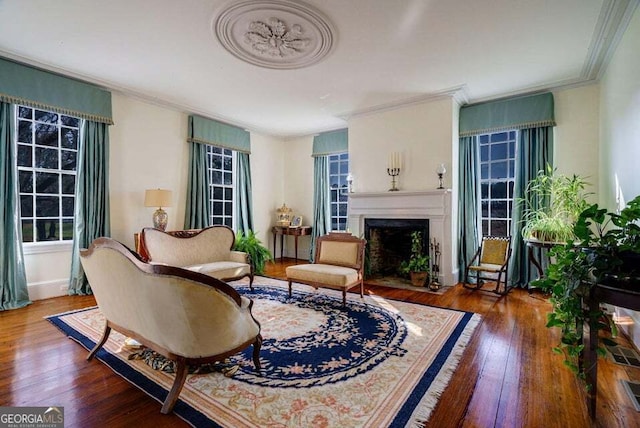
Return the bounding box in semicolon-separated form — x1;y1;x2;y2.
1;258;639;427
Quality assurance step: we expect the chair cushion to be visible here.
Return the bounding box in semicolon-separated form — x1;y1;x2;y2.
317;241;360;267
286;264;359;289
186;262;251;280
468;263;503;273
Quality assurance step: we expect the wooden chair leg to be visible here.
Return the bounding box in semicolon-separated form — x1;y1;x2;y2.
253;335;262;372
161;359;189;414
288;280;292;297
359;281;364;298
87;324;111;361
342;289;347;306
249;272;254;291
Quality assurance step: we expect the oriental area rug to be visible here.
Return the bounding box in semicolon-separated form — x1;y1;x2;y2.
47;276;480;428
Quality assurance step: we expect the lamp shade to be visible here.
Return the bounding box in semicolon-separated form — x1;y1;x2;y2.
144;189;172;208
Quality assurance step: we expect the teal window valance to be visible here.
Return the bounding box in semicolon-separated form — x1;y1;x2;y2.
0;57;113;124
459;92;555;137
312;128;348;157
188;115;251;154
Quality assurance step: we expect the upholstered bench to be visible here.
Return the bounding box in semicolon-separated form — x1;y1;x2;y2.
286;233;366;306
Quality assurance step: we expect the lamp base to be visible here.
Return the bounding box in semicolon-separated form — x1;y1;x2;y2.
153;208;168;231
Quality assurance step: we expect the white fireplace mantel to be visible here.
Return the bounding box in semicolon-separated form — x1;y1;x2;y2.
348;189;457;285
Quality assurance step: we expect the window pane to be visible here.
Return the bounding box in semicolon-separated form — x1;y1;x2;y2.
212;217;223;225
18;121;32;143
20;195;33;217
35;123;58;147
35;110;58;123
491;182;507;199
340;162;348;174
22;220;34;242
61;175;75;194
61;128;78;149
210;146;221;154
492;220;508;237
509;141;515;157
481;164;488;180
18;107;32;119
330;162;338;174
223;172;232;185
212;170;222;184
339;204;347;216
491;161;508;179
61;150;76;171
482;220;488;236
213;187;223;200
62;219;74;240
36;172;59;194
481;201;488;217
491;132;508;142
508;181;515;198
481;183;488;199
223;149;232;156
61;116;79;127
224;187;232;200
211;155;222;169
480;145;489;161
36;196;59;217
35;147;58;169
225;202;232;215
17;144;32;167
36;219;59;241
19;170;33;192
331;204;337;217
213;202;222;215
491;201;507;219
491;143;507;159
223;156;232;171
62;197;74;216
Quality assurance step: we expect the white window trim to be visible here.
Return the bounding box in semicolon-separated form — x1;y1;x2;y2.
23;240;73;255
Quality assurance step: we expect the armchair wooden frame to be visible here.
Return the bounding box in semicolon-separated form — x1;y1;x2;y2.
463;235;513;296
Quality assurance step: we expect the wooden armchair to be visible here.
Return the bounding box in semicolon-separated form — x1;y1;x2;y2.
285;233;366;306
463;235;513;295
80;238;262;414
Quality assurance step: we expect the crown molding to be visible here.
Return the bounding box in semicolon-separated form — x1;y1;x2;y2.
582;0;639;80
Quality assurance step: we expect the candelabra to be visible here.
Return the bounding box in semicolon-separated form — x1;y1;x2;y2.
387;167;400;191
429;237;441;290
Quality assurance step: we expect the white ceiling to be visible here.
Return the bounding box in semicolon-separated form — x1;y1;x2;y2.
0;0;633;137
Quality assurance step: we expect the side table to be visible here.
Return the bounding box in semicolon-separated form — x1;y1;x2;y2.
272;226;312;261
525;239;563;289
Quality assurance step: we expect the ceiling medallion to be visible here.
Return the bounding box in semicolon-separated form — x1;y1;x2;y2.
214;0;335;70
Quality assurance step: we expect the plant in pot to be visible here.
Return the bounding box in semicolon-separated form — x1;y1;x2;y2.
533;195;640;383
399;231;430;286
520;166;592;243
233;230;273;275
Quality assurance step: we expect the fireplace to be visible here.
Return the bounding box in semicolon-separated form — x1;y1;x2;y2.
365;218;429;277
347;190;456;285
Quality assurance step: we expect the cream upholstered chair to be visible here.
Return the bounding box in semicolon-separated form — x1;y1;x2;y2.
80;238;262;414
463;235;513;295
286;233;366;306
139;225;254;289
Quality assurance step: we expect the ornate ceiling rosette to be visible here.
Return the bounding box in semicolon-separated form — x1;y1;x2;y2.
214;0;335;69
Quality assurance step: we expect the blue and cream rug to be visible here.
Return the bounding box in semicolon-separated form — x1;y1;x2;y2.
47;276;480;427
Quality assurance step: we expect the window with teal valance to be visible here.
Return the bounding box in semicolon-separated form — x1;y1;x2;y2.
459;92;555;137
312;128;348;157
0;57;113;125
188;115;251;154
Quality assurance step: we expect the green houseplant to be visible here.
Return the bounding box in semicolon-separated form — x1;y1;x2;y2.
520;166;591;243
533;195;640;382
233;230;273;275
400;231;430;286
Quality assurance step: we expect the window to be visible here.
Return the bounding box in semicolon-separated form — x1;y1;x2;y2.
329;153;349;231
206;145;234;227
479;131;516;237
16;106;79;243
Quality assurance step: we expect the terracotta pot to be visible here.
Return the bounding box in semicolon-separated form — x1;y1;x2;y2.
410;271;429;287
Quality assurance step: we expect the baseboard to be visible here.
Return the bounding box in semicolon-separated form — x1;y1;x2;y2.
28;279;68;301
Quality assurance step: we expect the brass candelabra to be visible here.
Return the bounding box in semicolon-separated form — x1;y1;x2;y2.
387;167;400;191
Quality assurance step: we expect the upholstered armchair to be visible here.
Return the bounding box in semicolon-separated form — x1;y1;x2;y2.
139;225;254;289
286;233;366;306
80;238;262;414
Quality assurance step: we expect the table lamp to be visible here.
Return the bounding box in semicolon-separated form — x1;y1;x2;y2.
144;189;172;231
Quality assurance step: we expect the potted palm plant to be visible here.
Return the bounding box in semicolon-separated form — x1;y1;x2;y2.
233;230;273;275
400;231;430;286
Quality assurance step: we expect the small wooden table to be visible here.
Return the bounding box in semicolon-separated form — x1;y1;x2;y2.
272;225;312;261
525;239;564;289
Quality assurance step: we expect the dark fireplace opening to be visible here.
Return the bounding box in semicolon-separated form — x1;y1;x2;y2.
364;218;429;278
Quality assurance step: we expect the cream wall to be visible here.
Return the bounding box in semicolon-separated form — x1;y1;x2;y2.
553;84;600;199
25;92;287;300
599;7;640;345
348;98;455;194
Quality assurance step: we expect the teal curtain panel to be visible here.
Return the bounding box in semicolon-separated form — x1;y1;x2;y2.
184;141;211;230
68;121;111;295
0;101;31;310
236;152;254;233
457;136;480;278
0;57;113;125
312;128;348;157
459;92;555;137
309;156;331;262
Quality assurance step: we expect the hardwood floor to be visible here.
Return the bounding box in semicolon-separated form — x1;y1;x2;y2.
1;258;639;427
